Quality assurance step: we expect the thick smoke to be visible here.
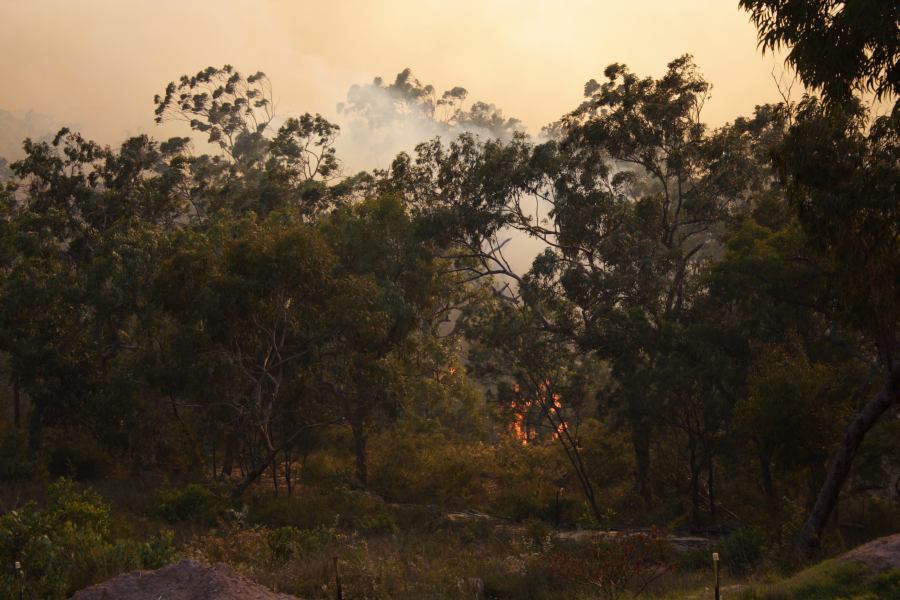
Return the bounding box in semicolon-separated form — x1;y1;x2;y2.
331;69;545;277
333;68;523;173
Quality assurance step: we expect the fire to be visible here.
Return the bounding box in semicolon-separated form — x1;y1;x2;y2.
509;381;567;444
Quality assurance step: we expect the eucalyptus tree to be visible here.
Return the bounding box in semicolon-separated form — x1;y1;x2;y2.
741;0;899;553
0;129;190;454
154;65;341;220
385;56;770;509
319;194;448;486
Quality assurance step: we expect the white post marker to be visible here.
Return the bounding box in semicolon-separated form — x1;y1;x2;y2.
712;552;720;600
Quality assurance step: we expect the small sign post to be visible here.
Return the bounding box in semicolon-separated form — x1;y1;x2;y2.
712;552;720;600
15;561;24;600
333;556;343;600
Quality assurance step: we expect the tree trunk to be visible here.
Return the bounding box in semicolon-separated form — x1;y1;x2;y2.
632;424;652;504
231;447;279;500
796;372;899;554
13;380;21;428
806;459;826;512
351;418;368;487
220;432;237;479
688;433;700;526
707;449;717;521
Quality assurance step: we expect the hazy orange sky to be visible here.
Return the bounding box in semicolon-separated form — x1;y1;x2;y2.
1;0;792;149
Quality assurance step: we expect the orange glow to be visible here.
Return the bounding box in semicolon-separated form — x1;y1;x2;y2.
509;381;567;444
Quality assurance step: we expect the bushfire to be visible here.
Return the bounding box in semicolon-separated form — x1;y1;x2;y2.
509;381;567;445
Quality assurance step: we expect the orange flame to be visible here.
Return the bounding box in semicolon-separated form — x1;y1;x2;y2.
508;382;567;444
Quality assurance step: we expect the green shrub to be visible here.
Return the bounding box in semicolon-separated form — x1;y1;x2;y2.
0;479;176;600
369;432;489;508
154;483;227;526
265;525;341;564
353;513;398;536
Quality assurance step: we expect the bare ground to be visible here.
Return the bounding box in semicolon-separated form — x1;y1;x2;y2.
69;559;300;600
837;532;900;571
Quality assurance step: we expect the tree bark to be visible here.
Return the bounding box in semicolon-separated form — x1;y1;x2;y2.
796;372;899;554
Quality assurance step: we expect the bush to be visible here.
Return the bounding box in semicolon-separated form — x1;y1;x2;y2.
154;483;227;526
369;432;489;508
0;479;177;599
354;513;398;536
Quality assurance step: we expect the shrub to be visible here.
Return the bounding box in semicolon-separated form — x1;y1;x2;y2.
0;479;176;599
369;432;489;508
354;513;398;536
154;483;227;526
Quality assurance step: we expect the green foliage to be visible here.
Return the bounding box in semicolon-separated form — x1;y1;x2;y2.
369;430;488;508
154;484;228;526
264;525;341;564
0;479;176;599
740;0;899;102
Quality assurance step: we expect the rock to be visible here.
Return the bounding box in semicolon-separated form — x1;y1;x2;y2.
69;559;299;600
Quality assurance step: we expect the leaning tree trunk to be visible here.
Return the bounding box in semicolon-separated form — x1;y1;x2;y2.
796;371;899;554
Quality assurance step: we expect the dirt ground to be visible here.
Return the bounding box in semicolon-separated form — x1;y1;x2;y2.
69;559;300;600
837;532;900;571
